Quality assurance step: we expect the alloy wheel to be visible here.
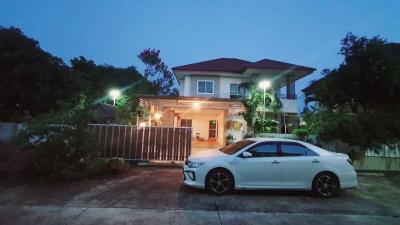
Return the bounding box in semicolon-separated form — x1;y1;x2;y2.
316;175;337;197
209;172;230;194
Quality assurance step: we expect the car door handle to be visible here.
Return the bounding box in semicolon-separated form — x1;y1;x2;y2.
271;160;280;164
312;159;320;163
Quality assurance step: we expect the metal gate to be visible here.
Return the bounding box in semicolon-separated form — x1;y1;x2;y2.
89;124;192;161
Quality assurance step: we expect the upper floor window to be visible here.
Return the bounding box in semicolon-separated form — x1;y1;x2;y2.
230;83;246;99
197;80;214;94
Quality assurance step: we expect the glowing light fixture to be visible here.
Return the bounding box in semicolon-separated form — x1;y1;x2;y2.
258;80;271;90
154;112;162;120
109;89;121;106
192;102;201;109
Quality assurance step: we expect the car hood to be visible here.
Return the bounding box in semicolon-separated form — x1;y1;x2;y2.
188;149;228;161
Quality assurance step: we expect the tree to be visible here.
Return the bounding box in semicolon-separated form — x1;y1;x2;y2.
71;56;155;103
305;33;400;149
71;56;157;124
0;27;79;121
242;84;280;135
138;49;178;96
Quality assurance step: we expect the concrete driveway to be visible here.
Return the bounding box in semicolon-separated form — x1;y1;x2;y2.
0;167;399;225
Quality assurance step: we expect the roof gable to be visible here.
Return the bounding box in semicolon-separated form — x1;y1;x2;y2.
172;58;251;73
249;59;315;71
172;57;315;74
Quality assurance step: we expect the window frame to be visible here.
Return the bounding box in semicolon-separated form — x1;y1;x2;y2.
277;142;319;157
197;80;214;94
229;83;246;99
244;141;279;158
180;119;192;127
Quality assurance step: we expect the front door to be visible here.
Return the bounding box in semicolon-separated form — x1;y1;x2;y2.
234;142;281;187
208;120;217;139
278;142;322;187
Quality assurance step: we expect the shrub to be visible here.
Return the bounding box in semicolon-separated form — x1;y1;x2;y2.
293;128;309;140
17;99;99;179
89;158;130;176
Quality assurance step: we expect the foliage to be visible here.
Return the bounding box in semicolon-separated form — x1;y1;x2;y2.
226;133;234;140
226;120;243;131
0;27;79;122
293;128;309;141
138;49;178;96
0;26;156;122
304;33;400;149
89;158;130;176
17;97;98;179
242;84;280;134
114;95;136;124
71;56;155;104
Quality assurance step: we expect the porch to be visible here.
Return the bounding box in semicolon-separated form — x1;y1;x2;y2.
138;95;247;148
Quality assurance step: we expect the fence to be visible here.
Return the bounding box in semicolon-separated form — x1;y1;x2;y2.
0;122;19;141
256;132;400;158
89;124;192;162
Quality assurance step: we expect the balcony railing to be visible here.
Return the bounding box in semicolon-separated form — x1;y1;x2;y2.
279;94;297;100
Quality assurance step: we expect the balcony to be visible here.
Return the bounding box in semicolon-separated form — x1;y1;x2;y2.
278;94;298;114
279;94;297;100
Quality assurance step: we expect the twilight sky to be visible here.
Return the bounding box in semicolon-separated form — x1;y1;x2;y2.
1;0;400;101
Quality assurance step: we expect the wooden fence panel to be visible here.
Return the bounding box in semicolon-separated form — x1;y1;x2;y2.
89;124;192;162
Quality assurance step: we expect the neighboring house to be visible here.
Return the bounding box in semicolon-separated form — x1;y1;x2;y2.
139;58;315;147
90;103;116;123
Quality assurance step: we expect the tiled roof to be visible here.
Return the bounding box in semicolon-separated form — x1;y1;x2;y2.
172;58;251;73
172;57;315;73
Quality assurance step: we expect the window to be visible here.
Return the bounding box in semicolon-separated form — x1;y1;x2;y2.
197;80;214;94
306;148;319;156
230;83;246;99
219;140;255;155
247;142;278;157
181;119;192;127
280;143;306;156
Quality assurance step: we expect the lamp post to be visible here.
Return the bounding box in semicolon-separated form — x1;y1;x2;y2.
258;80;271;119
109;89;121;106
281;98;287;134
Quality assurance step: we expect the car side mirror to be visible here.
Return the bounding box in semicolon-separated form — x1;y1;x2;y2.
242;151;253;158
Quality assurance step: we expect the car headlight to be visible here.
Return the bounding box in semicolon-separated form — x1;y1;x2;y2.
188;161;205;168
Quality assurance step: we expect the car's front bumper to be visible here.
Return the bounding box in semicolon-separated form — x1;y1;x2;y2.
182;165;205;189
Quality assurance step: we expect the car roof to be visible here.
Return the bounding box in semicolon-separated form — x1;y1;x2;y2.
245;138;332;156
246;137;301;142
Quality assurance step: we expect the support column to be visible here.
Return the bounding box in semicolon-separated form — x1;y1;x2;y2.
286;76;295;99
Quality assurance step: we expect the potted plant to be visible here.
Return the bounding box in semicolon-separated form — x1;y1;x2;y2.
226;134;234;146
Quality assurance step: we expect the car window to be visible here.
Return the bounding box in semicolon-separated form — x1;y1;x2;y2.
280;143;306;156
305;148;319;156
220;140;255;155
247;142;278;157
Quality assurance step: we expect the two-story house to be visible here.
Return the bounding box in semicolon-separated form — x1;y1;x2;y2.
139;58;315;147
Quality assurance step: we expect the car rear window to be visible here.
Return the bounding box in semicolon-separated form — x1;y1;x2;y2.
220;140;255;155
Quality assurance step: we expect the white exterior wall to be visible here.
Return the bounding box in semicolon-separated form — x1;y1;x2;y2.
219;77;248;98
179;74;298;114
280;99;298;114
179;112;224;142
182;75;191;96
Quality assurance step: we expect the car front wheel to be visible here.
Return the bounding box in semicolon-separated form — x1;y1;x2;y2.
312;172;339;198
206;169;233;195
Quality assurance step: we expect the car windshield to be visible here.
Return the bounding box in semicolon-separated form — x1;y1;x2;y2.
219;140;255;155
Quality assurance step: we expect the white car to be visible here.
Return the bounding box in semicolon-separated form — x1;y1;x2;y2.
183;138;358;198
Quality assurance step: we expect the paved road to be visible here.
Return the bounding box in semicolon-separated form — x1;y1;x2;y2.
0;167;399;225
